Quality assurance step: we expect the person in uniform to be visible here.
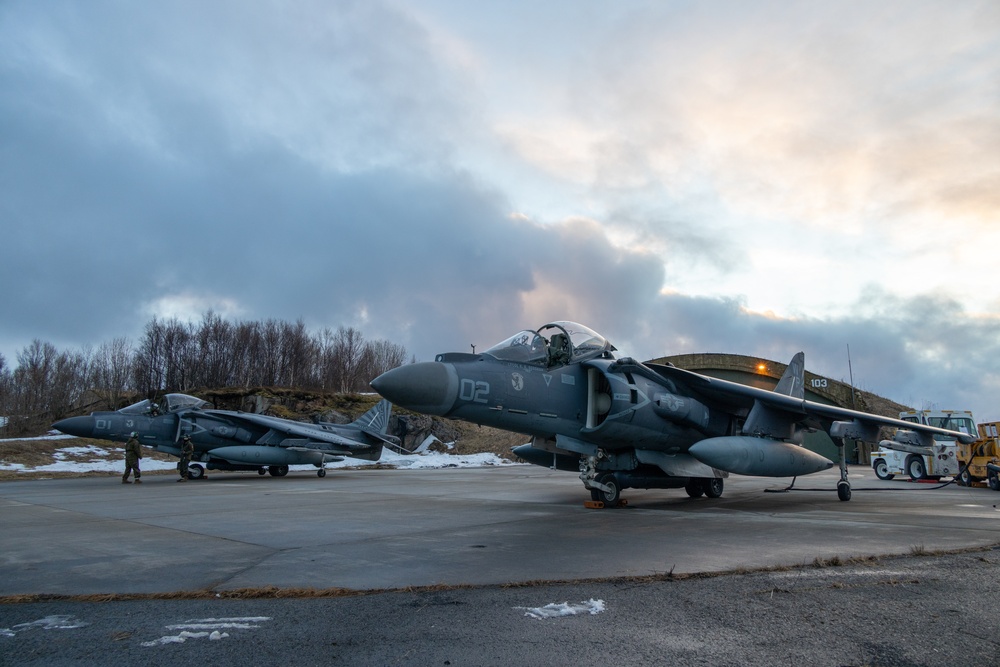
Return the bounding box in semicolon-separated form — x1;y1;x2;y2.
123;432;142;484
177;435;194;482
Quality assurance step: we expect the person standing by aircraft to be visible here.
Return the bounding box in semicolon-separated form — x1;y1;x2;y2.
177;435;194;482
123;432;142;484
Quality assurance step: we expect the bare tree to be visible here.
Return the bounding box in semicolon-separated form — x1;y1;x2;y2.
47;348;90;421
0;353;10;434
314;327;337;390
2;316;410;437
331;326;366;393
134;318;166;394
162;318;195;391
13;340;56;418
280;319;314;387
6;340;90;431
232;320;261;388
258;319;283;386
363;339;408;384
196;311;235;388
91;337;135;409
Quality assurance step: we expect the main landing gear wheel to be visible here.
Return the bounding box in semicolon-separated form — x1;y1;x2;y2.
268;465;289;477
317;468;327;478
685;479;705;498
703;477;724;498
873;459;894;481
590;473;621;505
837;480;852;502
988;471;1000;491
187;464;205;480
257;468;267;475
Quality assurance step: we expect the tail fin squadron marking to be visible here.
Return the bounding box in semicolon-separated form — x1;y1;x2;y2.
355;399;392;434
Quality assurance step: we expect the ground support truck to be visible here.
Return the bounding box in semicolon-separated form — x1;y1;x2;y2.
870;410;977;482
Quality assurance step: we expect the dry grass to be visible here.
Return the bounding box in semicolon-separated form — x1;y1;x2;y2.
0;436;178;481
445;425;529;458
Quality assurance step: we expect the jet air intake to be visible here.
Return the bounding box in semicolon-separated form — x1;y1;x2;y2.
688;436;834;477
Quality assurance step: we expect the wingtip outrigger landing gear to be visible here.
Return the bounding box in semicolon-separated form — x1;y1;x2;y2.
836;438;852;501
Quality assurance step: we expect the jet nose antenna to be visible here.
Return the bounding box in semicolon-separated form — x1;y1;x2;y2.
52;415;96;438
371;362;459;417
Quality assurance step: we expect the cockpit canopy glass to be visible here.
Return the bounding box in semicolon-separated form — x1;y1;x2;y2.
119;394;208;415
164;393;210;412
483;321;615;366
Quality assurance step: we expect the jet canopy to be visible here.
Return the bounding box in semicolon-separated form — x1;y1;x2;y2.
483;321;616;366
119;393;209;415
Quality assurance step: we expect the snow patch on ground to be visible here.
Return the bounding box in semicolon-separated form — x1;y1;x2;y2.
0;438;521;474
142;617;270;646
517;599;606;620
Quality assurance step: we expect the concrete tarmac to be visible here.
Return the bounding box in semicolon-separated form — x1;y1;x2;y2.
4;466;1000;667
2;465;999;597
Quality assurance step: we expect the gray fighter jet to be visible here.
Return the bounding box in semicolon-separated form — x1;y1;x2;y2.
53;394;397;479
371;320;974;503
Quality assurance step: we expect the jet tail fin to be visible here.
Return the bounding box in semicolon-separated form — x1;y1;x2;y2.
354;398;393;434
773;352;805;398
741;352;806;440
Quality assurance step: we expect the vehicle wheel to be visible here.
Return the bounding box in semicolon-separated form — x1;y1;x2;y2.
873;459;895;481
317;468;327;478
989;472;1000;491
837;481;852;501
703;477;724;498
907;456;926;481
187;464;205;480
958;469;972;486
597;474;621;505
684;480;705;498
268;465;289;477
257;468;267;475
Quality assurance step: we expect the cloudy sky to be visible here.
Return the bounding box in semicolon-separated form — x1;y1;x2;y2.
2;1;998;420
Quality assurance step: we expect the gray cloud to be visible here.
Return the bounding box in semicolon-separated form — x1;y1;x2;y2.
621;287;1000;421
2;0;998;426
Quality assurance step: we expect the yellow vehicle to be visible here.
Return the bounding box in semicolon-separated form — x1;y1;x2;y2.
956;422;1000;490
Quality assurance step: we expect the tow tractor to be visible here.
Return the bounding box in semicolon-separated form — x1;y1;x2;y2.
870;410;977;481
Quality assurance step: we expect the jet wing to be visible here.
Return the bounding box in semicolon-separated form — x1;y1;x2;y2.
641;361;977;445
201;410;377;451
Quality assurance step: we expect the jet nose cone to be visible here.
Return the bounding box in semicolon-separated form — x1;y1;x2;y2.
371;362;459;416
52;415;95;438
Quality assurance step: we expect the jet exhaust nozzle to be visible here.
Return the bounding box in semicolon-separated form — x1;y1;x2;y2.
688;436;833;477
